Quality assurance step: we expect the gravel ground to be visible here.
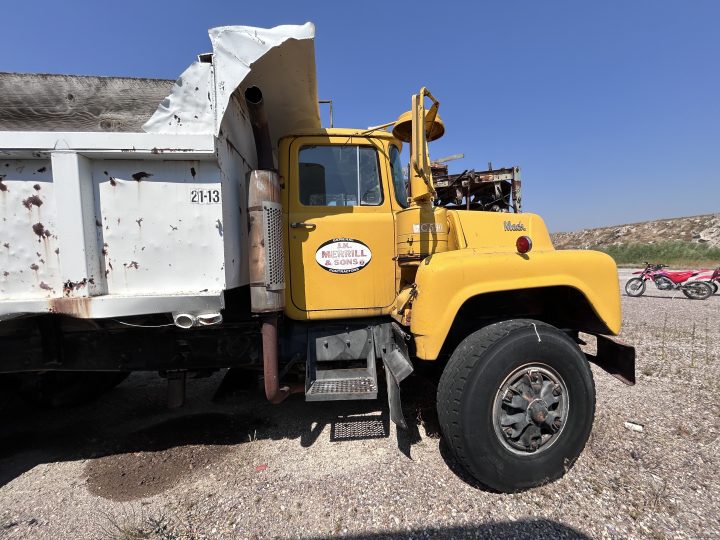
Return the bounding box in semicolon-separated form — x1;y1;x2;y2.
1;271;718;540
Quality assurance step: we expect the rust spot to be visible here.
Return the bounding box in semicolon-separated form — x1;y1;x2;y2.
2;271;8;277
3;243;9;249
36;252;41;257
103;170;117;186
96;219;102;227
151;147;159;154
170;225;178;231
32;223;46;237
30;263;39;271
36;166;47;173
190;167;196;178
108;262;113;270
40;258;45;264
48;297;91;318
124;261;139;270
136;218;143;227
39;282;52;291
63;278;90;296
33;184;41;191
54;247;60;255
132;171;153;181
23;195;43;210
0;178;7;192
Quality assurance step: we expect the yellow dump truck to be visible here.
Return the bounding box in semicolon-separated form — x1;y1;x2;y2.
0;23;634;492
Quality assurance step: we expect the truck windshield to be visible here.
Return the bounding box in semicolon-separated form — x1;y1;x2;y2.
389;145;408;208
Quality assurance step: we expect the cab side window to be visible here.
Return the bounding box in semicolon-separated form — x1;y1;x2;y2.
299;145;383;206
389;145;408;208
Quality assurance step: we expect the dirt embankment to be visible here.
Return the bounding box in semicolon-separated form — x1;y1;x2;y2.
551;213;720;249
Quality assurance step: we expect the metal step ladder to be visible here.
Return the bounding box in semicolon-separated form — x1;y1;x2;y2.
305;327;378;401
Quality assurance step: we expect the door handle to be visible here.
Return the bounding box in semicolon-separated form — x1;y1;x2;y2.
291;222;316;229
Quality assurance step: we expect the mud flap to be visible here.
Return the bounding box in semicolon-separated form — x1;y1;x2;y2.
379;324;414;429
587;334;636;385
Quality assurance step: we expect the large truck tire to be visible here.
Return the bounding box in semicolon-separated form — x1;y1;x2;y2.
437;319;595;493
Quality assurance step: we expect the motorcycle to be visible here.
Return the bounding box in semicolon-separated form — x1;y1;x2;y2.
625;263;713;300
687;266;720;295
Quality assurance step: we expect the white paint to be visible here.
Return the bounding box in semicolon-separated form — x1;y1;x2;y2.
0;22;322;319
0;131;214;154
0;292;224;322
0;159;59;300
51;152;105;297
315;239;372;274
143;23;320;143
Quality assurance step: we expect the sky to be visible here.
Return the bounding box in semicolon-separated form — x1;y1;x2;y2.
1;1;718;231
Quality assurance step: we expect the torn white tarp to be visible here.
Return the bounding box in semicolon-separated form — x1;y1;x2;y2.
143;23;320;142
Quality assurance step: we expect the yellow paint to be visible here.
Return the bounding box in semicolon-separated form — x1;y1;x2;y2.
396;205;449;263
280;132;403;321
410;211;622;360
278;127;623;360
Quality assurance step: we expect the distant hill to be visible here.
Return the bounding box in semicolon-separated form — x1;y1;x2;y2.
551;214;720;249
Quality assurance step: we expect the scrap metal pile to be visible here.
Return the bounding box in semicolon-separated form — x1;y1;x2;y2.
431;162;522;213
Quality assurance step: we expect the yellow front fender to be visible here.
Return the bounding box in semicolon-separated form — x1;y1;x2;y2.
410;248;622;360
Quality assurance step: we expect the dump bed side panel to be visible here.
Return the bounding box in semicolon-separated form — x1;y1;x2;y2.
0;159;59;300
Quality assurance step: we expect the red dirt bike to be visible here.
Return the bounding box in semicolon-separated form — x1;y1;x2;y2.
625;263;713;300
688;266;720;295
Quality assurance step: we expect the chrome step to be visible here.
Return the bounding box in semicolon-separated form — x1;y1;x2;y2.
305;328;378;402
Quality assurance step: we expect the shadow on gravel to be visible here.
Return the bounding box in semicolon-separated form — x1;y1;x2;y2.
0;371;448;499
310;519;591;539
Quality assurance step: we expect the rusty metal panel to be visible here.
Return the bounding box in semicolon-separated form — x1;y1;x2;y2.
93;159;226;296
0;159;61;300
143;23;320;142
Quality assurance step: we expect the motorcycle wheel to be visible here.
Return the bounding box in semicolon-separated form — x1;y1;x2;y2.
681;281;713;300
711;282;719;295
625;278;646;297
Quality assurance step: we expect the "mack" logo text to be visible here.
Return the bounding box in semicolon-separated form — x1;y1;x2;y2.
504;221;527;232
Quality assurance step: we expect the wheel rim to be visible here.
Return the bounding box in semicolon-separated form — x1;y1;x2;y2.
626;279;644;295
685;283;708;299
492;364;569;455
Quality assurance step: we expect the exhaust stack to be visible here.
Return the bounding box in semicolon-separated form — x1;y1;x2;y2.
244;86;274;171
244;85;297;403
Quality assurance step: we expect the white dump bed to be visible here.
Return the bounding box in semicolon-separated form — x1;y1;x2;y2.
0;23;320;320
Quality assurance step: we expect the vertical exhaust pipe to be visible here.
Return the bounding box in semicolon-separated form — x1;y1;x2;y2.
244;86;274;171
245;85;300;403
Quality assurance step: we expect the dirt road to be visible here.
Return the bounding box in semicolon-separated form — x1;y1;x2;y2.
1;275;718;539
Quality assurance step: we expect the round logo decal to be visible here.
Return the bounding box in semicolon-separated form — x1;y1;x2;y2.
315;238;372;274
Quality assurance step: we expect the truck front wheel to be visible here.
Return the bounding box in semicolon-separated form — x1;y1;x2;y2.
437;319;595;492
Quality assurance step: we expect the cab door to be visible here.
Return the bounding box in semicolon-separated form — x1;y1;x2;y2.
285;136;396;319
